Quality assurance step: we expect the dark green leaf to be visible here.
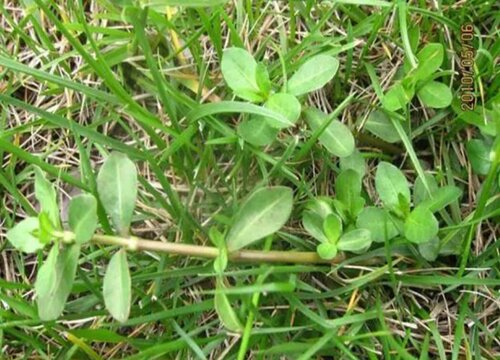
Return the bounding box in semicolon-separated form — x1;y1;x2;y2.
466;139;492;175
226;187;293;251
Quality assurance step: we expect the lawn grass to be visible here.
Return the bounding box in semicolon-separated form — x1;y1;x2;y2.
0;0;499;359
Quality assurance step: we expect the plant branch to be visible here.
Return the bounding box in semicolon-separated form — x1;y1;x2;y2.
91;234;349;265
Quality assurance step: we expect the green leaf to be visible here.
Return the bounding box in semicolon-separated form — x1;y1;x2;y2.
375;162;411;212
144;0;228;8
214;279;243;332
322;213;342;243
317;243;338;260
466;139;492;175
97;152;138;235
417;81;452;109
34;167;60;229
364;110;400;143
256;63;271;98
103;249;131;323
382;82;414;111
418;186;462;213
286;54;339;96
263;93;301;129
413;173;438;206
35;244;80;321
238;118;278;146
304;108;355;158
337;229;372;253
6;217;43;253
403;206;439;244
356;207;399;243
221;47;263;102
418;237;439;262
335;169;364;218
339;149;366;177
226;187;293;251
306;197;334;219
414;43;444;81
38;212;55;245
302;210;328;243
68;194;98;244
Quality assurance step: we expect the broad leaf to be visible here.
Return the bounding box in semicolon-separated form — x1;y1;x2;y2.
306;197;334;219
69;194;98;244
356;207;399;243
226;187;293;251
375;162;410;212
404;206;439;244
414;43;443;81
417;81;452;109
34;167;60;229
221;47;263;102
238;118;278;146
286;54;339;96
35;244;80;321
418;186;462;213
103;249;131;323
337;229;372;253
6;217;43;253
214;279;243;332
304;108;355;158
317;243;338;260
322;213;342;243
364;110;400;143
339;149;366;177
302;211;328;243
255;63;271;97
418;237;439;262
382;82;414;111
413;173;438;206
263;93;301;129
97;152;138;235
335;169;364;218
466;139;491;175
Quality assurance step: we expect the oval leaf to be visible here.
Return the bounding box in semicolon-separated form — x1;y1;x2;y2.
286;55;339;96
69;194;98;244
6;217;43;253
418;237;439;262
214;279;243;332
97;152;138;235
226;187;293;251
35;244;80;321
103;249;131;323
302;210;328;243
417;81;452;109
317;242;338;260
356;207;399;243
34;167;60;229
304;108;355;158
418;185;462;213
238;118;278;146
466;139;491;175
364;110;400;143
337;229;372;253
322;213;342;243
221;47;263;102
339;148;366;177
414;43;444;81
413;173;439;206
403;206;439;244
375;162;411;211
264;93;301;129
